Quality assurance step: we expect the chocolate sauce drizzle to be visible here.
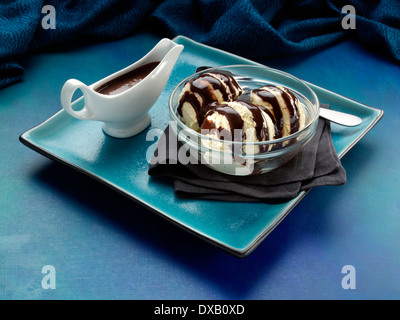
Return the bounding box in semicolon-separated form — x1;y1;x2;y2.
201;104;243;142
177;72;242;126
235;100;270;142
252;85;300;136
282;87;300;133
201;100;277;147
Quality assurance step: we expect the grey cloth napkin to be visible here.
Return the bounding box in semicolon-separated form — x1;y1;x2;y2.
148;104;346;203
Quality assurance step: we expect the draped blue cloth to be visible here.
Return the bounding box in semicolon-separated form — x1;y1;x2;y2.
0;0;399;88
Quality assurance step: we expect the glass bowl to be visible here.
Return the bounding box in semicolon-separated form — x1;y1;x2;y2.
168;65;319;176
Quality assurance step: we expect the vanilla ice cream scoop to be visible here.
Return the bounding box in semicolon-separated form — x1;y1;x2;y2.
177;72;243;131
250;85;306;139
200;100;276;154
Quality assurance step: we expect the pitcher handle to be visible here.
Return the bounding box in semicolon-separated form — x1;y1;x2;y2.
61;79;95;120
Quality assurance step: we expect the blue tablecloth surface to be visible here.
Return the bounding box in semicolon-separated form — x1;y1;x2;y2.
0;30;399;299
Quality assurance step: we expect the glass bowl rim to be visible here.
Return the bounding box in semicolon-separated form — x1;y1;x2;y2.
168;64;320;146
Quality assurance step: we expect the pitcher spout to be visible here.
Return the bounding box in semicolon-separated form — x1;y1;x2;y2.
148;38;184;80
146;38;184;66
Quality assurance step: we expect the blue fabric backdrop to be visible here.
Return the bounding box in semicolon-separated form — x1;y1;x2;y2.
0;0;399;88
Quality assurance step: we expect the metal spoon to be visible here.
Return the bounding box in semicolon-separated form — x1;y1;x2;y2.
319;108;362;126
195;66;362;127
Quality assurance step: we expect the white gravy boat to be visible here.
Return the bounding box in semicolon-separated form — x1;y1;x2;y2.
61;38;183;138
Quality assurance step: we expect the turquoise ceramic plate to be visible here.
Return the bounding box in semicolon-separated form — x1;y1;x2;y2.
20;36;383;257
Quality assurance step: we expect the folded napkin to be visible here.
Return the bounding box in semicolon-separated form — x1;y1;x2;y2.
148;104;346;203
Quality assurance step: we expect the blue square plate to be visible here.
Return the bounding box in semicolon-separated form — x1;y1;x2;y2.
20;36;383;257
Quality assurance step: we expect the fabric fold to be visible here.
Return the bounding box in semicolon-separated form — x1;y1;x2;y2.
1;1;400;89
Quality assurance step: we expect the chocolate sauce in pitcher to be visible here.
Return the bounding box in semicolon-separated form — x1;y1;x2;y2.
95;61;160;95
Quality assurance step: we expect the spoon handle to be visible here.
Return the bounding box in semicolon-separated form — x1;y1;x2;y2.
319;108;362;127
